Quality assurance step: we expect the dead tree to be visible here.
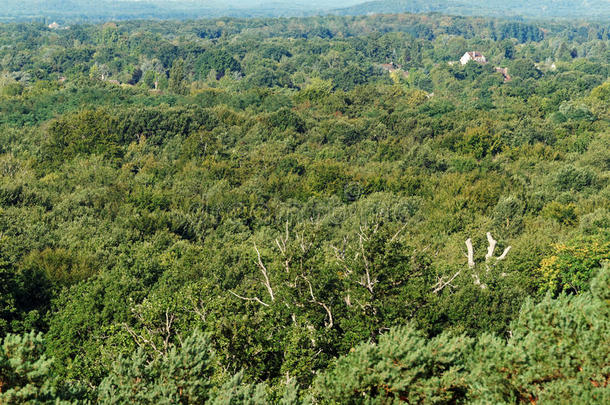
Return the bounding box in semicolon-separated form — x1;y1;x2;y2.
330;221;410;319
254;242;275;302
331;223;388;301
229;242;276;307
123;306;177;359
230;227;334;330
302;275;333;329
433;232;511;293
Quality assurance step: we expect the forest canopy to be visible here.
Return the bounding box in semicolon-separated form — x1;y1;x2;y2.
0;10;608;404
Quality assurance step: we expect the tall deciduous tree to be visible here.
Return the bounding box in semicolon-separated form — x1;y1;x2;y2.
169;58;188;95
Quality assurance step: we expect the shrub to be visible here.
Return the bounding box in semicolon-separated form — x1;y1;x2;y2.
554;164;595;191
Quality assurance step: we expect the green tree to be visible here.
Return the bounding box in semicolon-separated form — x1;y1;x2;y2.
98;330;214;404
0;332;73;404
315;266;610;404
0;252;17;336
197;50;241;80
169;58;188;95
469;265;610;403
314;326;473;403
537;238;610;295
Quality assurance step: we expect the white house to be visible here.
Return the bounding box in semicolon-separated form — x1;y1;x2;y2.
460;52;487;65
48;22;60;29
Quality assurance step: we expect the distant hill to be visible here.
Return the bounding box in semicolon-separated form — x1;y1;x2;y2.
334;0;610;19
0;0;608;22
334;0;479;16
0;1;171;22
0;0;330;22
461;0;610;18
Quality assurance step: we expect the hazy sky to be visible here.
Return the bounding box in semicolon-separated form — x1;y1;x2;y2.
0;0;370;16
150;0;366;6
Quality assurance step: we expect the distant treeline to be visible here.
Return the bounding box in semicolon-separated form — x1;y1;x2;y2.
1;0;610;23
336;0;610;20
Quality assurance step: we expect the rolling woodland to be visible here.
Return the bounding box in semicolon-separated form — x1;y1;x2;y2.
0;12;608;404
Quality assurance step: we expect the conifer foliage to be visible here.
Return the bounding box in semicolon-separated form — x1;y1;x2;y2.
313;265;610;404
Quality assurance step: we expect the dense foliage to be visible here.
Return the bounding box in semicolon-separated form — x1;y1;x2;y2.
0;11;607;403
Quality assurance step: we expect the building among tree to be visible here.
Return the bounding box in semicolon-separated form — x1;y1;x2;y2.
495;67;511;82
460;51;487;65
378;62;409;79
379;62;401;72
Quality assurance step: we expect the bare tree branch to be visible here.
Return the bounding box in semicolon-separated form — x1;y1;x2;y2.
390;222;408;242
123;323;163;357
472;273;484;288
296;231;309;253
497;246;512;261
275;238;286;256
275;221;290;257
302;276;333;329
254;243;275;302
229;290;270;307
332;242;353;275
124;323;160;355
161;309;175;354
359;234;375;294
191;299;207;322
485;232;497;261
465;238;475;269
437;233;512;293
432;269;463;293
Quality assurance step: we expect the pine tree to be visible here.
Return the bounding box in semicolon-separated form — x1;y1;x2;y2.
0;332;71;404
98;330;214;404
314;265;610;404
313;326;473;403
469;265;610;404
